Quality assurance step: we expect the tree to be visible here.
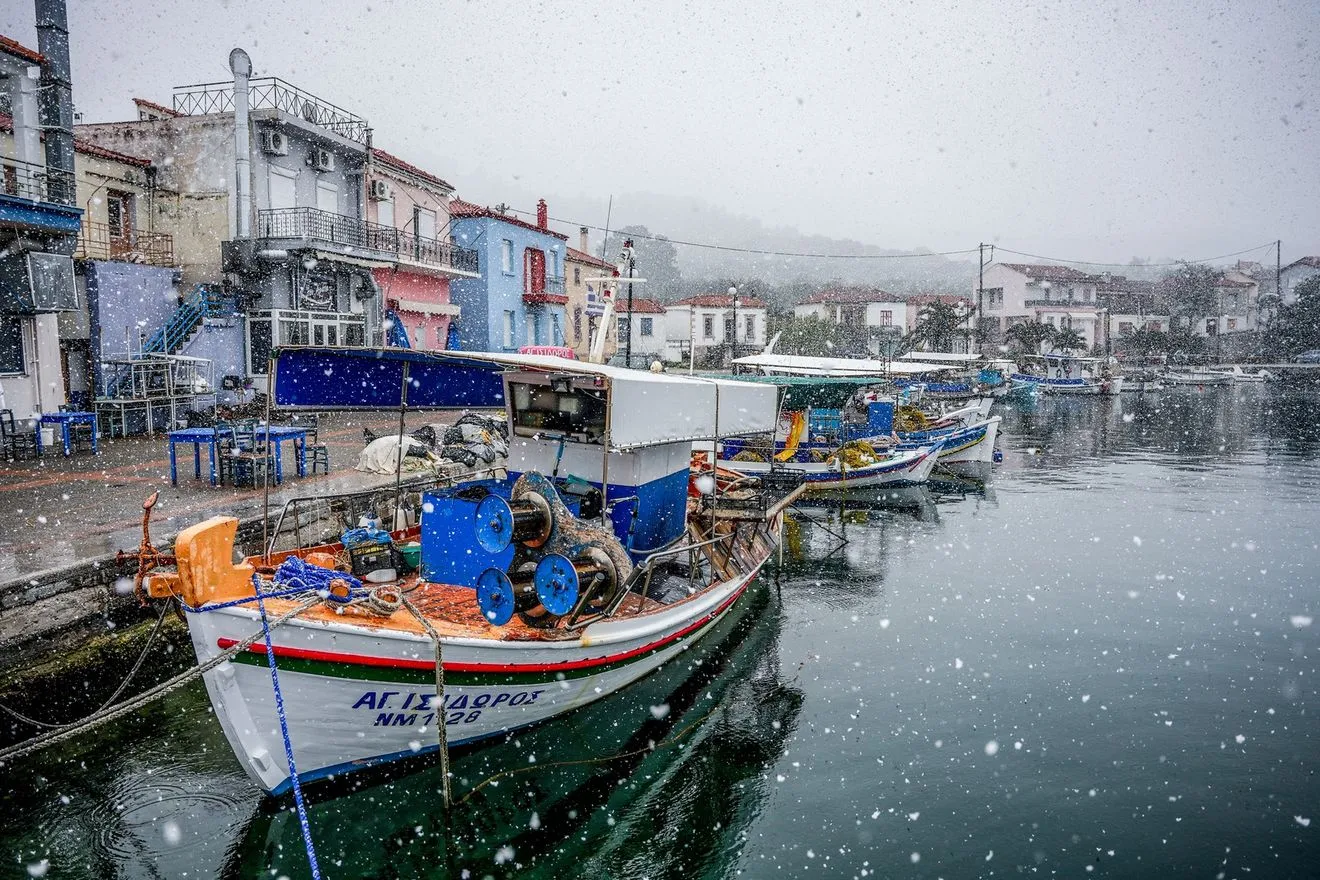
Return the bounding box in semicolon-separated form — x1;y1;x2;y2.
604;226;682;301
905;300;972;352
1005;320;1055;355
767;314;868;357
1264;275;1320;356
1117;326;1168;357
1162;262;1219;329
1049;327;1087;354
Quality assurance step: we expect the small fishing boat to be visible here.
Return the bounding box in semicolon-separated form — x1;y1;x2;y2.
1011;354;1124;396
1161;368;1231;387
1207;365;1273;383
136;347;798;795
722;442;941;492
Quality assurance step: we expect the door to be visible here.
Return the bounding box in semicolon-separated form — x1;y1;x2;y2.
105;190;134;257
525;249;546;294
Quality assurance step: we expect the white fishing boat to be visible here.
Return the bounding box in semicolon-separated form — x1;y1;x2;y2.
722;443;941;492
1207;365;1273;383
1161;368;1232;387
137;347;798;795
1011;354;1124;396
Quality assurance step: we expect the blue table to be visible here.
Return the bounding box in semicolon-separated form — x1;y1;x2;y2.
168;425;308;486
35;411;98;457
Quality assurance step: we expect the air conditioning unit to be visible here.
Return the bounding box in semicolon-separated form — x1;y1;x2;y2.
369;179;391;201
259;130;289;156
309;148;335;172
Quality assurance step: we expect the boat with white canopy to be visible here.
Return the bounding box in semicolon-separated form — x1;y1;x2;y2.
132;346;800;796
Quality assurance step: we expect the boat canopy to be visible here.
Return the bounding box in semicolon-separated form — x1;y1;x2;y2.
897;351;985;363
702;373;882;410
270;346;778;449
731;352;957;377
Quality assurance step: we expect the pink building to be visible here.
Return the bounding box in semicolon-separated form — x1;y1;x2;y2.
365;148;474;350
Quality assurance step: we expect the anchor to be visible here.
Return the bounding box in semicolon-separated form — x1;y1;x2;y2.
116;491;177;605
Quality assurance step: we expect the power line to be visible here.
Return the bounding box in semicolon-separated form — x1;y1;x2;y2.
993;241;1279;269
501;207;981;260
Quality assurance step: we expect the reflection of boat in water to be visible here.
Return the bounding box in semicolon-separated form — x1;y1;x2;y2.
788;484;940;521
227;579;802;878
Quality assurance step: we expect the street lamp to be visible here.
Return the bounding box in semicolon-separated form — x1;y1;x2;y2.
728;285;740;365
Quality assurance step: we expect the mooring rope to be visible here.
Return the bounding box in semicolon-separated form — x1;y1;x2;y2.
401;595;452;809
0;595;320;766
254;583;322;879
0;599;173;731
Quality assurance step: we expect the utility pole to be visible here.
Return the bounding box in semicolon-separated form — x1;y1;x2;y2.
729;285;739;367
977;242;987;354
1276;239;1282;317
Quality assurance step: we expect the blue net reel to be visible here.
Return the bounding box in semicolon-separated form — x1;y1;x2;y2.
533;553;581;616
474;493;551;554
475;567;516;626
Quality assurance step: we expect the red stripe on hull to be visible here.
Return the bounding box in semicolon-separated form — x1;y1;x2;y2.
217;572;756;676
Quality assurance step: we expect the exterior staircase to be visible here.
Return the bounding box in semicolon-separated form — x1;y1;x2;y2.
142;284;231;355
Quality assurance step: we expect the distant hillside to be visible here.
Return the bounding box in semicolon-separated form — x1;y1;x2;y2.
452;178;978;295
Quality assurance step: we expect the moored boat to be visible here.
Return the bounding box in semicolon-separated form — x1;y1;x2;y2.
140;347;798;795
1011;354;1124;396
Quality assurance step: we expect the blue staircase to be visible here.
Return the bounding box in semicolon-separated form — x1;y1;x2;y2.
142;285;230;355
103;285;233;400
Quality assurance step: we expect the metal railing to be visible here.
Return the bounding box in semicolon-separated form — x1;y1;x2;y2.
546;274;566;294
1;155;51;202
76;221;176;267
255;207;478;273
172;77;370;145
1024;298;1094;308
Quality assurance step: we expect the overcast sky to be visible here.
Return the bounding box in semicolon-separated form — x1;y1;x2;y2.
4;0;1317;264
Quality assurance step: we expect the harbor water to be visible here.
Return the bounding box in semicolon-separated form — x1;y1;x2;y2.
2;385;1318;879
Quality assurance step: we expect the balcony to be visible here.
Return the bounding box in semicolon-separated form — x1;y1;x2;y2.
173;77;370;145
524;275;568;305
1025;298;1094;308
76;221;176;267
253;208;478;275
0;156;82;234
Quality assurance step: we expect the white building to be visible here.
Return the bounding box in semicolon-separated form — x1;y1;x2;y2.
978;263;1104;350
664;293;768;365
612;297;667;367
793;287;907;353
1279;257;1320;307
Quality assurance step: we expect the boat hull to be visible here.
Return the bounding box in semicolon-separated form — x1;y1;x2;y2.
1010;374;1123;396
725;446;939;493
186;563;765;794
897;417;1000;466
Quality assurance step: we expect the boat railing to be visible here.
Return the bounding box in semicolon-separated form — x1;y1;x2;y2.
263;467;505;557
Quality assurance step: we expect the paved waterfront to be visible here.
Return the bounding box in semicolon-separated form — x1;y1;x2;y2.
0;412;467;583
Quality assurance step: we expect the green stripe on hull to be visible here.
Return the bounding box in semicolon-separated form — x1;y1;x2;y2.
225;618;718;687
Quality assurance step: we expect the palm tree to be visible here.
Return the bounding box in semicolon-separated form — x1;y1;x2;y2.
1051;327;1087;354
906;300;973;352
1005;320;1055;355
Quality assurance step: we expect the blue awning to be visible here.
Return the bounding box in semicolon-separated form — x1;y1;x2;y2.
272;347;505;409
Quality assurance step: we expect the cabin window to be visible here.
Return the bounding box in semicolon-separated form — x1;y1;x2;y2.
509;381;607;442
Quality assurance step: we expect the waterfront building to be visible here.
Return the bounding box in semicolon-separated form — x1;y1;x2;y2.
1278;257;1320;307
614;298;667;366
563;227;617;358
664;293;767;366
977;263;1103;350
793;287;908;355
74;54;476;388
365;148;475;351
0;32;82;421
448;199;568;353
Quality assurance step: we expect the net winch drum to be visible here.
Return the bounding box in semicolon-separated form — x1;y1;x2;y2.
474;492;553;554
474;548;620;626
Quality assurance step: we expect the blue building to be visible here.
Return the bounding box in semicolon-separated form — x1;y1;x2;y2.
449;199;569;352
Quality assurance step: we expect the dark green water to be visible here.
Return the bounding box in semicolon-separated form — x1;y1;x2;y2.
3;386;1318;879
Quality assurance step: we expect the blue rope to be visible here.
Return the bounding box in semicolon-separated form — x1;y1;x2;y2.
180;585;316;613
181;560;366;613
255;581;322;880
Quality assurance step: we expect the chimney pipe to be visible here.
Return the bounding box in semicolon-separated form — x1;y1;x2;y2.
35;0;75;206
579;226;589;253
229;48;252;239
536;199;547;230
